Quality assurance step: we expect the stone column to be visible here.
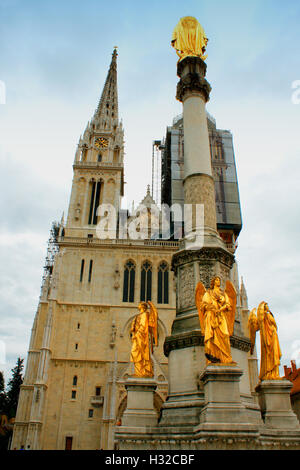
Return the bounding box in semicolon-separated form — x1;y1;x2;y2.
177;57;219;243
160;57;237;427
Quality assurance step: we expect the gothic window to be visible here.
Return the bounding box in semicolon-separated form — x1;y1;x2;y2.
88;181;102;225
35;390;40;403
73;376;77;386
88;181;96;224
140;261;152;302
113;148;119;163
88;260;93;282
98;153;102;162
65;437;73;450
80;259;85;282
158;261;169;304
123;260;135;303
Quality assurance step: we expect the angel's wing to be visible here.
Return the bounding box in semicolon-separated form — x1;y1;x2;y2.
148;301;158;347
247;308;259;355
257;302;266;324
257;301;268;348
195;282;206;334
225;280;237;336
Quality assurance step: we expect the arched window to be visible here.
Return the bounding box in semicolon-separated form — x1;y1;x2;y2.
73;376;78;386
157;261;169;304
123;260;135;302
88;180;102;225
98;153;102;162
79;259;85;282
140;261;152;302
88;260;93;282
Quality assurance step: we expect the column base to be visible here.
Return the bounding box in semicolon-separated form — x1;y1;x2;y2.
120;377;158;428
256;379;300;430
159;391;204;428
197;364;258;433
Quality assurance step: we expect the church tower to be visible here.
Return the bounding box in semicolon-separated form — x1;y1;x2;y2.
67;48;124;236
11;50;178;450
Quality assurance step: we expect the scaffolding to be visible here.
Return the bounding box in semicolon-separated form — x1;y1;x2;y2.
151;140;164;207
42;221;60;284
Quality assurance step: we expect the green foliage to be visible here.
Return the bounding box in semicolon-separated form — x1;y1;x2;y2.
5;358;24;419
0;358;24;449
0;371;7;413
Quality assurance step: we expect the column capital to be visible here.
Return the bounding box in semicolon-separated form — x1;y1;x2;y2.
176;56;212;103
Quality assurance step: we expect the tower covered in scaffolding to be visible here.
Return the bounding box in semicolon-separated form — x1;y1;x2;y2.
160;112;242;250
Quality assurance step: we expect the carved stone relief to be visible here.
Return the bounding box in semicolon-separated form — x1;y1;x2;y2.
198;262;214;289
184;174;217;230
113;266;120;290
218;263;231;288
110;321;117;349
178;264;194;310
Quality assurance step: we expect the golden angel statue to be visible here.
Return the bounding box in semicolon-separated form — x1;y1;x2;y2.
171;16;209;62
248;302;282;381
130;301;158;378
195;276;237;364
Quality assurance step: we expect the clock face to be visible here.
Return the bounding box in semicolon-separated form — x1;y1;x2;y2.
95;137;108;149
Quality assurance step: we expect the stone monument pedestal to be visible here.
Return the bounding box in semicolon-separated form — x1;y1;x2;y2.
256;379;300;430
197;364;257;432
121;377;158;428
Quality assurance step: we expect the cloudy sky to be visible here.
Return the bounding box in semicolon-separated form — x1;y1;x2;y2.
0;0;300;381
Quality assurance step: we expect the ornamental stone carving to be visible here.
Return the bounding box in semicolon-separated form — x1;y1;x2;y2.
198;263;214;289
172;247;234;275
178;264;195;310
218;263;231;288
163;331;251;357
176;57;211;103
183;174;217;230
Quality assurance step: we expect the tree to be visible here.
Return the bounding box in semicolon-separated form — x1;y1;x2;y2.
0;371;8;450
5;358;24;419
0;371;7;412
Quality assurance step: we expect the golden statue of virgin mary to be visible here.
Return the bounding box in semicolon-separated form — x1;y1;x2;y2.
171;16;208;61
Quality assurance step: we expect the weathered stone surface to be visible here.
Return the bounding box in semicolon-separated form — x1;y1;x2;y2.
121;377;158;428
198;365;256;429
256;380;300;430
176;56;211;103
184;174;217;231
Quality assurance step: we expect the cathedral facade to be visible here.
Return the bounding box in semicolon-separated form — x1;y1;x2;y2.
11;49;256;450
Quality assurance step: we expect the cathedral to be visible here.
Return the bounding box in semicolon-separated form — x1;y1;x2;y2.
11;48;258;450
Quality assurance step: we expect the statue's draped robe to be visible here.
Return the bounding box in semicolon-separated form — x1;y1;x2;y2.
130;311;153;377
172;17;207;60
201;289;233;363
258;311;282;380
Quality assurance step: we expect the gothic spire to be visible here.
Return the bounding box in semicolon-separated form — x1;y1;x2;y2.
92;48;119;131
